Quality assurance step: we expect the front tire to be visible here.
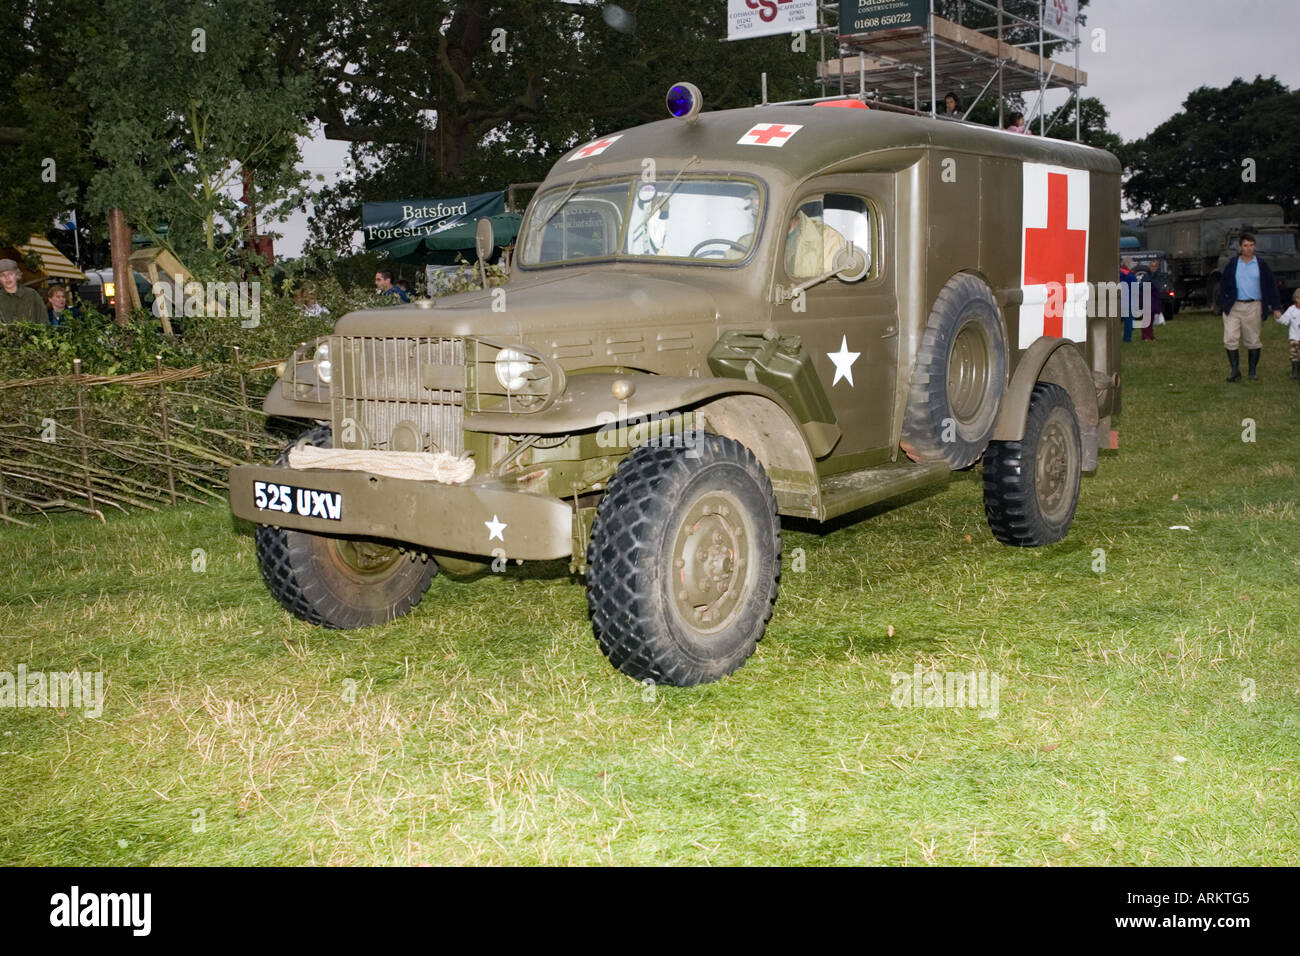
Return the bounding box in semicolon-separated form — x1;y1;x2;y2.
585;434;781;686
255;426;438;628
982;383;1082;547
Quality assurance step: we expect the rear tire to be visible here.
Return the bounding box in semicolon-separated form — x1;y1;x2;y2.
982;383;1081;547
585;434;781;686
901;273;1007;469
255;426;437;628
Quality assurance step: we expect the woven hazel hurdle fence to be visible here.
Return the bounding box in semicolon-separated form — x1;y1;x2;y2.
0;349;285;527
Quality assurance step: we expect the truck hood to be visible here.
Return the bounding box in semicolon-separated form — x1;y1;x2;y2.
333;270;720;340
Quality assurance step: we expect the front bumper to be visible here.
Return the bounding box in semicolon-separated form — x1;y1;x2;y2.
228;464;573;560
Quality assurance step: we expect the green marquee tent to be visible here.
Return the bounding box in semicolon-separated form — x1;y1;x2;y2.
379;212;522;265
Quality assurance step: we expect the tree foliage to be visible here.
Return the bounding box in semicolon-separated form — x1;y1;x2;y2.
287;0;815;253
72;0;316;270
0;0;96;247
1121;76;1300;220
1043;96;1122;153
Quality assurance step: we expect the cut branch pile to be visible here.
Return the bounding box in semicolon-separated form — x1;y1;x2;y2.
0;358;286;525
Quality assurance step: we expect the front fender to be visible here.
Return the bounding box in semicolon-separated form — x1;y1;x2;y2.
263;378;329;419
464;373;824;508
465;373;812;444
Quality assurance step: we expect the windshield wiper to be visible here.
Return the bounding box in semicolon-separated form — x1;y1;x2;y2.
644;155;699;221
542;163;595;226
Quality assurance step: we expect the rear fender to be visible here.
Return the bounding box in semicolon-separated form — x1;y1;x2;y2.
993;338;1101;471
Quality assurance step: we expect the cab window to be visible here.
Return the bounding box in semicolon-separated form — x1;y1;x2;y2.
784;194;873;280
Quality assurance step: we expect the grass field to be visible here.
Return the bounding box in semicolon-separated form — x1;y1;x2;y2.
2;311;1298;865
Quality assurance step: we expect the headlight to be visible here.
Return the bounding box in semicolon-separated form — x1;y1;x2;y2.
314;341;332;384
495;347;536;392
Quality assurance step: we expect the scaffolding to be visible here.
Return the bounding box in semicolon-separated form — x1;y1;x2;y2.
808;0;1086;139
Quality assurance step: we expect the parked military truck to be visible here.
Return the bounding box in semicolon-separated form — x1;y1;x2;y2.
1145;204;1300;308
231;84;1122;686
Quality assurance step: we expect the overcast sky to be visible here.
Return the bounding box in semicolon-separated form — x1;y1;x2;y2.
276;0;1300;257
1075;0;1300;141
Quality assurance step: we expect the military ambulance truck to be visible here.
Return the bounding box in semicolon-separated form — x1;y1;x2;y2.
231;84;1121;686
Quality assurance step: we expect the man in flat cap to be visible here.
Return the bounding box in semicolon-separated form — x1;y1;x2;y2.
0;258;48;324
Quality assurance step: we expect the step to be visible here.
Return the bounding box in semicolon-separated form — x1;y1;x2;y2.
817;459;950;521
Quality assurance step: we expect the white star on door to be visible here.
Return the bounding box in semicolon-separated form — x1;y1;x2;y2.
485;515;507;541
827;336;861;387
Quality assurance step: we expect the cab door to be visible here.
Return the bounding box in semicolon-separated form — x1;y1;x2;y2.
771;177;898;463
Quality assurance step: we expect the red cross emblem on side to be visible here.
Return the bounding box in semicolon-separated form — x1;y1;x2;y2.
1018;162;1090;349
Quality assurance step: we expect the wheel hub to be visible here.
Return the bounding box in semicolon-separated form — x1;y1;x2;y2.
331;538;405;576
948;319;992;425
1036;419;1071;516
672;492;748;630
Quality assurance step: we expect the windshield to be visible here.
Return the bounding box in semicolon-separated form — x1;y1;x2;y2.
519;177;762;267
1241;232;1297;254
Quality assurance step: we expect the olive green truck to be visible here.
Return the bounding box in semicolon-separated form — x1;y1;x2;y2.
230;84;1122;686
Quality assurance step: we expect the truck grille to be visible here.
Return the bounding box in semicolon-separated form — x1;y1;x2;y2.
330;335;465;455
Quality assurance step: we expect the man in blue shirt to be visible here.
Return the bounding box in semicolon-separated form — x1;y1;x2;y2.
374;267;410;303
1219;233;1283;381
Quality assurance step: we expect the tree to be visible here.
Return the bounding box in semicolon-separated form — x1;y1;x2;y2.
73;0;316;270
1121;76;1300;221
0;0;97;248
1042;96;1122;153
288;0;815;253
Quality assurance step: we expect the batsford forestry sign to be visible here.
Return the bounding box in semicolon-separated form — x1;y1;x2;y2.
839;0;927;36
362;191;505;249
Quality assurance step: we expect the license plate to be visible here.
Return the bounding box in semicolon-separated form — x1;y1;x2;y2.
253;480;342;521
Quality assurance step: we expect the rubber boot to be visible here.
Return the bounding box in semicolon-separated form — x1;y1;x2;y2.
1226;349;1241;382
1291;361;1299;381
1248;348;1261;381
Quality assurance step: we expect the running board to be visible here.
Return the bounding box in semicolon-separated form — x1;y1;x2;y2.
817;459;950;521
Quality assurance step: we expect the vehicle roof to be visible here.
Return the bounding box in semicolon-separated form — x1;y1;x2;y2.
1147;204;1284;225
550;103;1121;185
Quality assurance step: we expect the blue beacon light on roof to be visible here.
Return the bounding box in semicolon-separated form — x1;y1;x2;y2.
666;82;702;122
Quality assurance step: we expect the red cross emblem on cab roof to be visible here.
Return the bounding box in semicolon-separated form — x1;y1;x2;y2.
737;123;803;147
568;134;623;161
1018;163;1090;348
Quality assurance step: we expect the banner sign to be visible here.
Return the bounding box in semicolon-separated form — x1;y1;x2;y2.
726;0;817;41
839;0;927;37
361;191;505;250
1042;0;1079;41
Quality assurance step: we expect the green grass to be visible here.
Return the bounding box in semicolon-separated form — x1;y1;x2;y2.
2;311;1299;865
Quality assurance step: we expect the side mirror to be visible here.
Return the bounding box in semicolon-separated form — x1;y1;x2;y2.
475;217;494;289
832;242;870;282
776;241;873;304
475;217;495;262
